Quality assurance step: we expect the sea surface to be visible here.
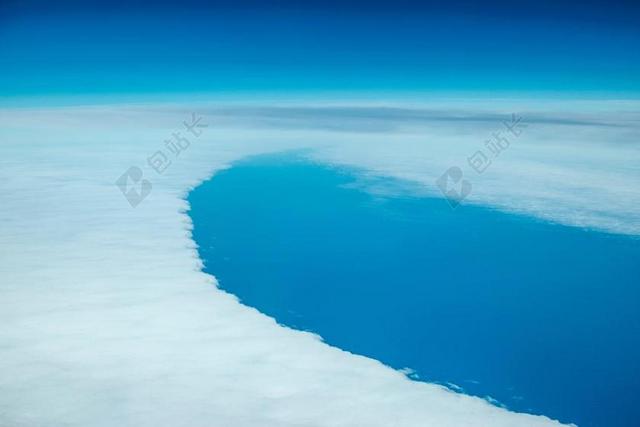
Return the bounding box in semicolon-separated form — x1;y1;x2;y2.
188;154;640;427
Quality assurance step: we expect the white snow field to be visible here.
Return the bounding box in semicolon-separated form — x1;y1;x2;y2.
2;97;638;427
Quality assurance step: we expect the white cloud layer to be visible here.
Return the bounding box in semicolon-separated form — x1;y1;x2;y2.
3;96;637;427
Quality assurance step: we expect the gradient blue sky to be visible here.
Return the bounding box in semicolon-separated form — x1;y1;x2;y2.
1;0;639;97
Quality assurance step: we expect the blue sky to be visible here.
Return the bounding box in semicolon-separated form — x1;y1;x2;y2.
1;0;639;96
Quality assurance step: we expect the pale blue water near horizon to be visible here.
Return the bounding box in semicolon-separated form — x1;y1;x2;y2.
188;153;640;427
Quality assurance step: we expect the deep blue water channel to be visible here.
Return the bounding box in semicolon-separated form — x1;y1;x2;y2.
188;154;640;427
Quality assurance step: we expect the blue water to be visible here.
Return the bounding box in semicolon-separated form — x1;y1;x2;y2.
188;154;640;427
